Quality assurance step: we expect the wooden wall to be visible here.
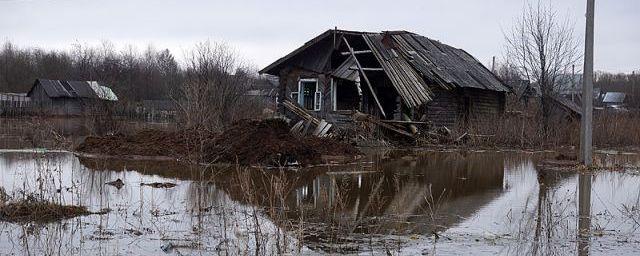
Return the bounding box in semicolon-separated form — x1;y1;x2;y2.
28;83;86;116
422;87;505;128
422;88;462;128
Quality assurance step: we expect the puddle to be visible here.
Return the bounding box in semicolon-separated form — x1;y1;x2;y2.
1;150;640;255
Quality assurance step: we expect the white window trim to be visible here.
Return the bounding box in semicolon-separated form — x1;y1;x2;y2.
297;78;320;111
331;78;337;111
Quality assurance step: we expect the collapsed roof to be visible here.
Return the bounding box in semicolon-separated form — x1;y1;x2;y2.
29;79;118;101
261;29;509;108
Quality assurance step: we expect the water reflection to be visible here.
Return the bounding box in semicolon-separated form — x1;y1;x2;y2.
1;150;640;255
578;173;592;256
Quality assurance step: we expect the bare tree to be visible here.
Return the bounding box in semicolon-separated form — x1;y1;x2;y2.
504;0;581;130
177;41;261;130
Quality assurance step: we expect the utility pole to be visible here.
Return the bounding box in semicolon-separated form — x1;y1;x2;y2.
578;1;595;253
580;0;595;166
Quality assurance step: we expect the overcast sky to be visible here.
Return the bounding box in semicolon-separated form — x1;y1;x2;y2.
1;0;638;73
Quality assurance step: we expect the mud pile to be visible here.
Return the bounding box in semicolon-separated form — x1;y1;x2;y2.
205;119;358;165
76;119;359;166
76;129;216;158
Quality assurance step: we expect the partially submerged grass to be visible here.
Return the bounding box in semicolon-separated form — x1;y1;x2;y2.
0;197;98;223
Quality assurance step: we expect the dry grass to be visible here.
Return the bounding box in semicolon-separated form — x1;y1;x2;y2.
457;97;640;150
593;111;640;148
0;197;93;223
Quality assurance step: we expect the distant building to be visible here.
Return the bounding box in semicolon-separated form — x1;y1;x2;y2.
602;92;628;110
27;79;118;116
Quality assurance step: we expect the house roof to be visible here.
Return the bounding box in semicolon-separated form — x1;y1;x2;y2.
28;79;118;101
331;55;360;81
260;29;509;108
603;92;626;104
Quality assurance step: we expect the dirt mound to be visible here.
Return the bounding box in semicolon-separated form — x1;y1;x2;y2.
206;119;358;166
76;129;216;158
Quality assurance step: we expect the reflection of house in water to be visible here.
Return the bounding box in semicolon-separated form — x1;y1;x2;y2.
291;151;505;235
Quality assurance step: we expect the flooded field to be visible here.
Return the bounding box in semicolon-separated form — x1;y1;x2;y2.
1;150;640;255
0;117;176;149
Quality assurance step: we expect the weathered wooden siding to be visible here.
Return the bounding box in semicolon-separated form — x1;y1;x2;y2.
464;88;506;121
278;67;331;119
423;88;462;128
422;88;505;128
29;83;85;116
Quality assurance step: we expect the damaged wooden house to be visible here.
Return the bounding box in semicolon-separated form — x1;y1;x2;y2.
260;29;511;134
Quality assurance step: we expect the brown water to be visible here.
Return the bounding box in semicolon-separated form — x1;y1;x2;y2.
1;149;640;255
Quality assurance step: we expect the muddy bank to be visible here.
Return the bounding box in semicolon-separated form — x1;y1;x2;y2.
76;119;359;166
0;198;101;223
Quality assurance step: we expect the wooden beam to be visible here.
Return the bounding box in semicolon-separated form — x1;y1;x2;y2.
348;67;384;71
380;120;428;125
340;50;372;56
342;37;386;118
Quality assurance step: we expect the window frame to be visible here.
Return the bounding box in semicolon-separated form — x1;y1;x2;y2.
297;78;320;112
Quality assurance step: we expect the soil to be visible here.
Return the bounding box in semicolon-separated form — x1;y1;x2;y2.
75;128;217;159
205;119;358;166
76;119;359;166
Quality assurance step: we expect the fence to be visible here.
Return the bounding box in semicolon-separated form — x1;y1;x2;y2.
0;93;32;116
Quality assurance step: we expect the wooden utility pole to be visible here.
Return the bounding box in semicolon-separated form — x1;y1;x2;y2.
580;0;595;166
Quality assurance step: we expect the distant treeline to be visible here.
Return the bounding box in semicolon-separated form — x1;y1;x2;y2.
0;41;183;101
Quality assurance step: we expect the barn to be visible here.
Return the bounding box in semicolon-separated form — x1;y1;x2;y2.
260;29;511;129
27;79;118;116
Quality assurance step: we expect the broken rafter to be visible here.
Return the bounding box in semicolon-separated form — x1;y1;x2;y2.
380;120;428;125
340;50;373;56
342;37;387;118
348;67;384;71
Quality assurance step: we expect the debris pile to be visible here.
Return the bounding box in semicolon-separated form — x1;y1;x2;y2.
76;119;359;166
206;119;358;166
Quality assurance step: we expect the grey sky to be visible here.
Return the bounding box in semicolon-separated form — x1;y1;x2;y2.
1;0;638;73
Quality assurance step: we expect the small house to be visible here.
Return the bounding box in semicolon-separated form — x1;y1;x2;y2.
602;92;628;110
260;29;510;128
27;79;118;116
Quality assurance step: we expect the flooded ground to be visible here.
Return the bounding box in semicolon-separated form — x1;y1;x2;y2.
2;149;640;255
0;117;176;149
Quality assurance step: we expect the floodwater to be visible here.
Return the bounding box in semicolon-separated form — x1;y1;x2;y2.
1;150;640;255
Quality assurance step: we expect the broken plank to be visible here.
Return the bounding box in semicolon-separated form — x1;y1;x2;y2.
340;50;372;55
348;67;384;71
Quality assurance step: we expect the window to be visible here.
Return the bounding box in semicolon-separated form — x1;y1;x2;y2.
297;79;320;111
